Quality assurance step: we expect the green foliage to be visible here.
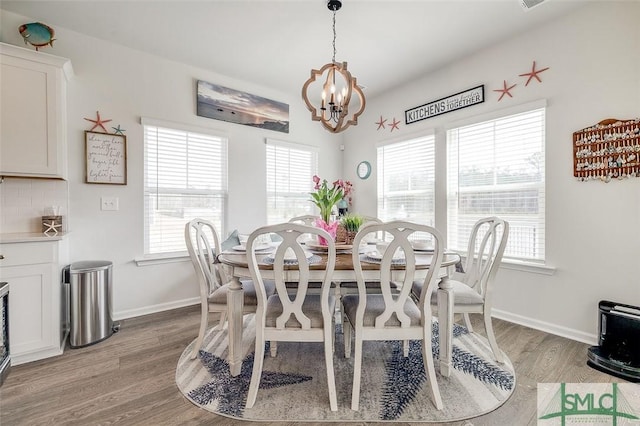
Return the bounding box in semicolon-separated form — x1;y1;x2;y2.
340;213;364;232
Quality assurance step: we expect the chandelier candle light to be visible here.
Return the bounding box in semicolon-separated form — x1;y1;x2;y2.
302;0;365;133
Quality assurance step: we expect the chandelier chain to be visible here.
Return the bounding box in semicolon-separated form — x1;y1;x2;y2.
332;9;337;63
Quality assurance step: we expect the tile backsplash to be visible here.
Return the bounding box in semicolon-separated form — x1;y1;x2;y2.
0;178;69;233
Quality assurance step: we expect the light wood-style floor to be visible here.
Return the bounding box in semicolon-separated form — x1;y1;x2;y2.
0;305;618;426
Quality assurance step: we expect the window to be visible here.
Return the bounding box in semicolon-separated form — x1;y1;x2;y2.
143;120;227;255
266;139;318;224
377;135;436;226
446;107;545;262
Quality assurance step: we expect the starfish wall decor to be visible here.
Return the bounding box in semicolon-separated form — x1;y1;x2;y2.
493;60;550;101
519;60;550;86
84;111;112;133
375;116;400;132
111;125;126;135
493;80;517;102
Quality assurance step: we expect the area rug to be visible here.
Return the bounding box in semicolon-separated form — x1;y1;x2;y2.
175;315;515;422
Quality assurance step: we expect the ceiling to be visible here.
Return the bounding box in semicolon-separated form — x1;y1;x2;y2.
1;0;587;98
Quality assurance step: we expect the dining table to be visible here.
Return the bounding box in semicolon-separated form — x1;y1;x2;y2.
217;243;461;378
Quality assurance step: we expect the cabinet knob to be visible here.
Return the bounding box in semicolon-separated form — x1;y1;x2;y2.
0;254;4;260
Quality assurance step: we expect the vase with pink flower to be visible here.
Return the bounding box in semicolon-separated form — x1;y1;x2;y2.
310;175;350;245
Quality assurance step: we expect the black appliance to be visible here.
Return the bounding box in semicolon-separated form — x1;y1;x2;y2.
0;281;9;386
587;300;640;382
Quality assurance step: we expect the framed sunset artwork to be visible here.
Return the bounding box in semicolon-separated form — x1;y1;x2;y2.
196;80;289;133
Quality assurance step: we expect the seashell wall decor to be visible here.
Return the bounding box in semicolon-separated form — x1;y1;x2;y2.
573;118;640;182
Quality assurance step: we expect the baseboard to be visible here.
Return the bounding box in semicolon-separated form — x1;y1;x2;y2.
12;346;63;366
493;308;598;346
113;297;199;321
112;300;599;345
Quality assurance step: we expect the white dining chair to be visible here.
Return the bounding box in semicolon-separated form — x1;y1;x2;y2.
338;217;390;291
288;214;319;226
342;220;444;411
184;218;275;360
245;223;338;411
412;216;509;363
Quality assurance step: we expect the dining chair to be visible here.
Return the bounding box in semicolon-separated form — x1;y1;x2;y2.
288;214;319;226
338;217;397;294
245;223;338;411
412;216;509;363
288;214;320;246
342;221;444;411
184;218;275;360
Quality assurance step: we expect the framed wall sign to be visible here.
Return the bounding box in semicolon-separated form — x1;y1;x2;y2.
405;85;485;125
85;131;127;184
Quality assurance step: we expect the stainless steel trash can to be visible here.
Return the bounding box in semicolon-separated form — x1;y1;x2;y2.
68;261;114;348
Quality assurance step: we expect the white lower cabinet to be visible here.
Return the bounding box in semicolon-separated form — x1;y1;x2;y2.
0;240;68;365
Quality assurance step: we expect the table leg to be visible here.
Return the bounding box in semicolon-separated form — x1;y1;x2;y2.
227;276;244;377
437;277;454;377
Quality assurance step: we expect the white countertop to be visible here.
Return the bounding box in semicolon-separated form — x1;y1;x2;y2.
0;232;68;244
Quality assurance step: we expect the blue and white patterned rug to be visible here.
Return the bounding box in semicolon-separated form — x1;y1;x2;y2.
175;315;515;422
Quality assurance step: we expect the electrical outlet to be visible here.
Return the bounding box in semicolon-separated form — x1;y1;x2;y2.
101;196;119;211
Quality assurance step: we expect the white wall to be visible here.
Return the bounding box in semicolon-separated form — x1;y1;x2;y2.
342;2;640;343
1;9;341;318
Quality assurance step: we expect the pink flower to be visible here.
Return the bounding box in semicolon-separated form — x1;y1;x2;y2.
313;175;321;190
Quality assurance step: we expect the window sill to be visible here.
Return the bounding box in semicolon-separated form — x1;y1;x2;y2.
500;259;555;275
135;252;190;267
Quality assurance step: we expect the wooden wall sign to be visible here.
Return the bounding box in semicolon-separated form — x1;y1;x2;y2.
85;131;127;184
405;85;484;125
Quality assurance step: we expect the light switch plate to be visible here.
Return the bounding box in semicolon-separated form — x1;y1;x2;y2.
101;196;119;211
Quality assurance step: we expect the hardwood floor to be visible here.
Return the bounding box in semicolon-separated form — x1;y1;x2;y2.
0;305;617;426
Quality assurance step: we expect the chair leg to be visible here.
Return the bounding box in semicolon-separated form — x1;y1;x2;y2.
422;327;443;410
190;304;209;359
403;340;409;357
324;331;338;411
331;319;336;354
344;315;352;358
484;313;504;364
462;313;474;333
246;332;266;409
217;311;227;329
350;332;363;411
334;283;343;327
270;341;278;357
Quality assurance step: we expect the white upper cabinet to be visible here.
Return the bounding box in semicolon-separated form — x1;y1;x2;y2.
0;43;73;179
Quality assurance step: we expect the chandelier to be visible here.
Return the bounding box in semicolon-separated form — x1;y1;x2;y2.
302;0;366;134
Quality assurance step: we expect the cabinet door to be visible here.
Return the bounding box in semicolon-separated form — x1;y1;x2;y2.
0;50;67;178
1;263;58;362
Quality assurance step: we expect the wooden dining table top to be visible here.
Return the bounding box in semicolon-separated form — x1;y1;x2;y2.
217;247;461;271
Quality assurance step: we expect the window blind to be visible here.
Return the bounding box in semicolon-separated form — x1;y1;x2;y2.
265;140;318;224
377;135;435;227
446;107;545;262
144;124;227;255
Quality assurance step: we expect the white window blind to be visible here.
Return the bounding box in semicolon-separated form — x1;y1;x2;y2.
377;135;435;227
266;140;318;224
144;123;227;255
446;107;545;262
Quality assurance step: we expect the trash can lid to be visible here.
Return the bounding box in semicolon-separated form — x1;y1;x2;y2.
70;260;112;272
